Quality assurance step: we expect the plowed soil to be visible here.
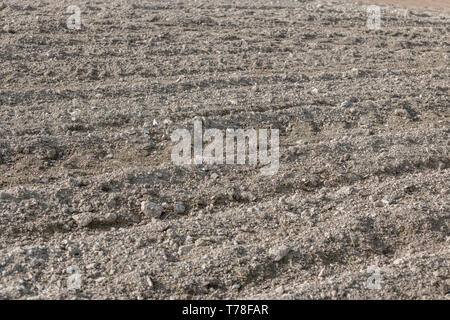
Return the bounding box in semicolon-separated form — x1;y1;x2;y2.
0;0;449;299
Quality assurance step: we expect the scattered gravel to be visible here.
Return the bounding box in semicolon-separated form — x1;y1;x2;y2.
0;0;448;300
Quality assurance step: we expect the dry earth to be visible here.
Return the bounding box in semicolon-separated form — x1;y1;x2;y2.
0;0;449;299
356;1;450;10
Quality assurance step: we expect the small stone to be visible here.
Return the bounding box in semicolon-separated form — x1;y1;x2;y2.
195;238;213;247
210;173;219;180
95;277;105;283
433;270;442;278
46;50;54;58
393;258;403;265
0;192;13;201
366;100;377;108
337;186;353;196
173;202;186;214
318;267;326;278
269;245;290;262
275;286;285;295
201;278;220;289
437;161;446;171
382;196;394;205
67;245;80;256
278;196;288;205
141;201;163;218
394;108;408;117
178;244;193;255
350;68;360;77
73;213;93;227
340;101;352;108
103;212;117;223
146;276;154;289
374;200;384;207
2;25;13;33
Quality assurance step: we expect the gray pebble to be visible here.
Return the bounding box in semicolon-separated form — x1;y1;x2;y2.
178;244;193;255
340;101;352;108
141;201;163;218
382;196;395;205
269;245;290;262
0;192;13;201
173;202;186;214
103;212;117;223
73;213;93;227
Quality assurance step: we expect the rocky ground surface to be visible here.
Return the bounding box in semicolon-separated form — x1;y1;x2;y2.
0;0;449;299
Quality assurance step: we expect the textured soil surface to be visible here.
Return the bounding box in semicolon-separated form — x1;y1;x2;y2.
356;1;450;10
0;0;449;299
